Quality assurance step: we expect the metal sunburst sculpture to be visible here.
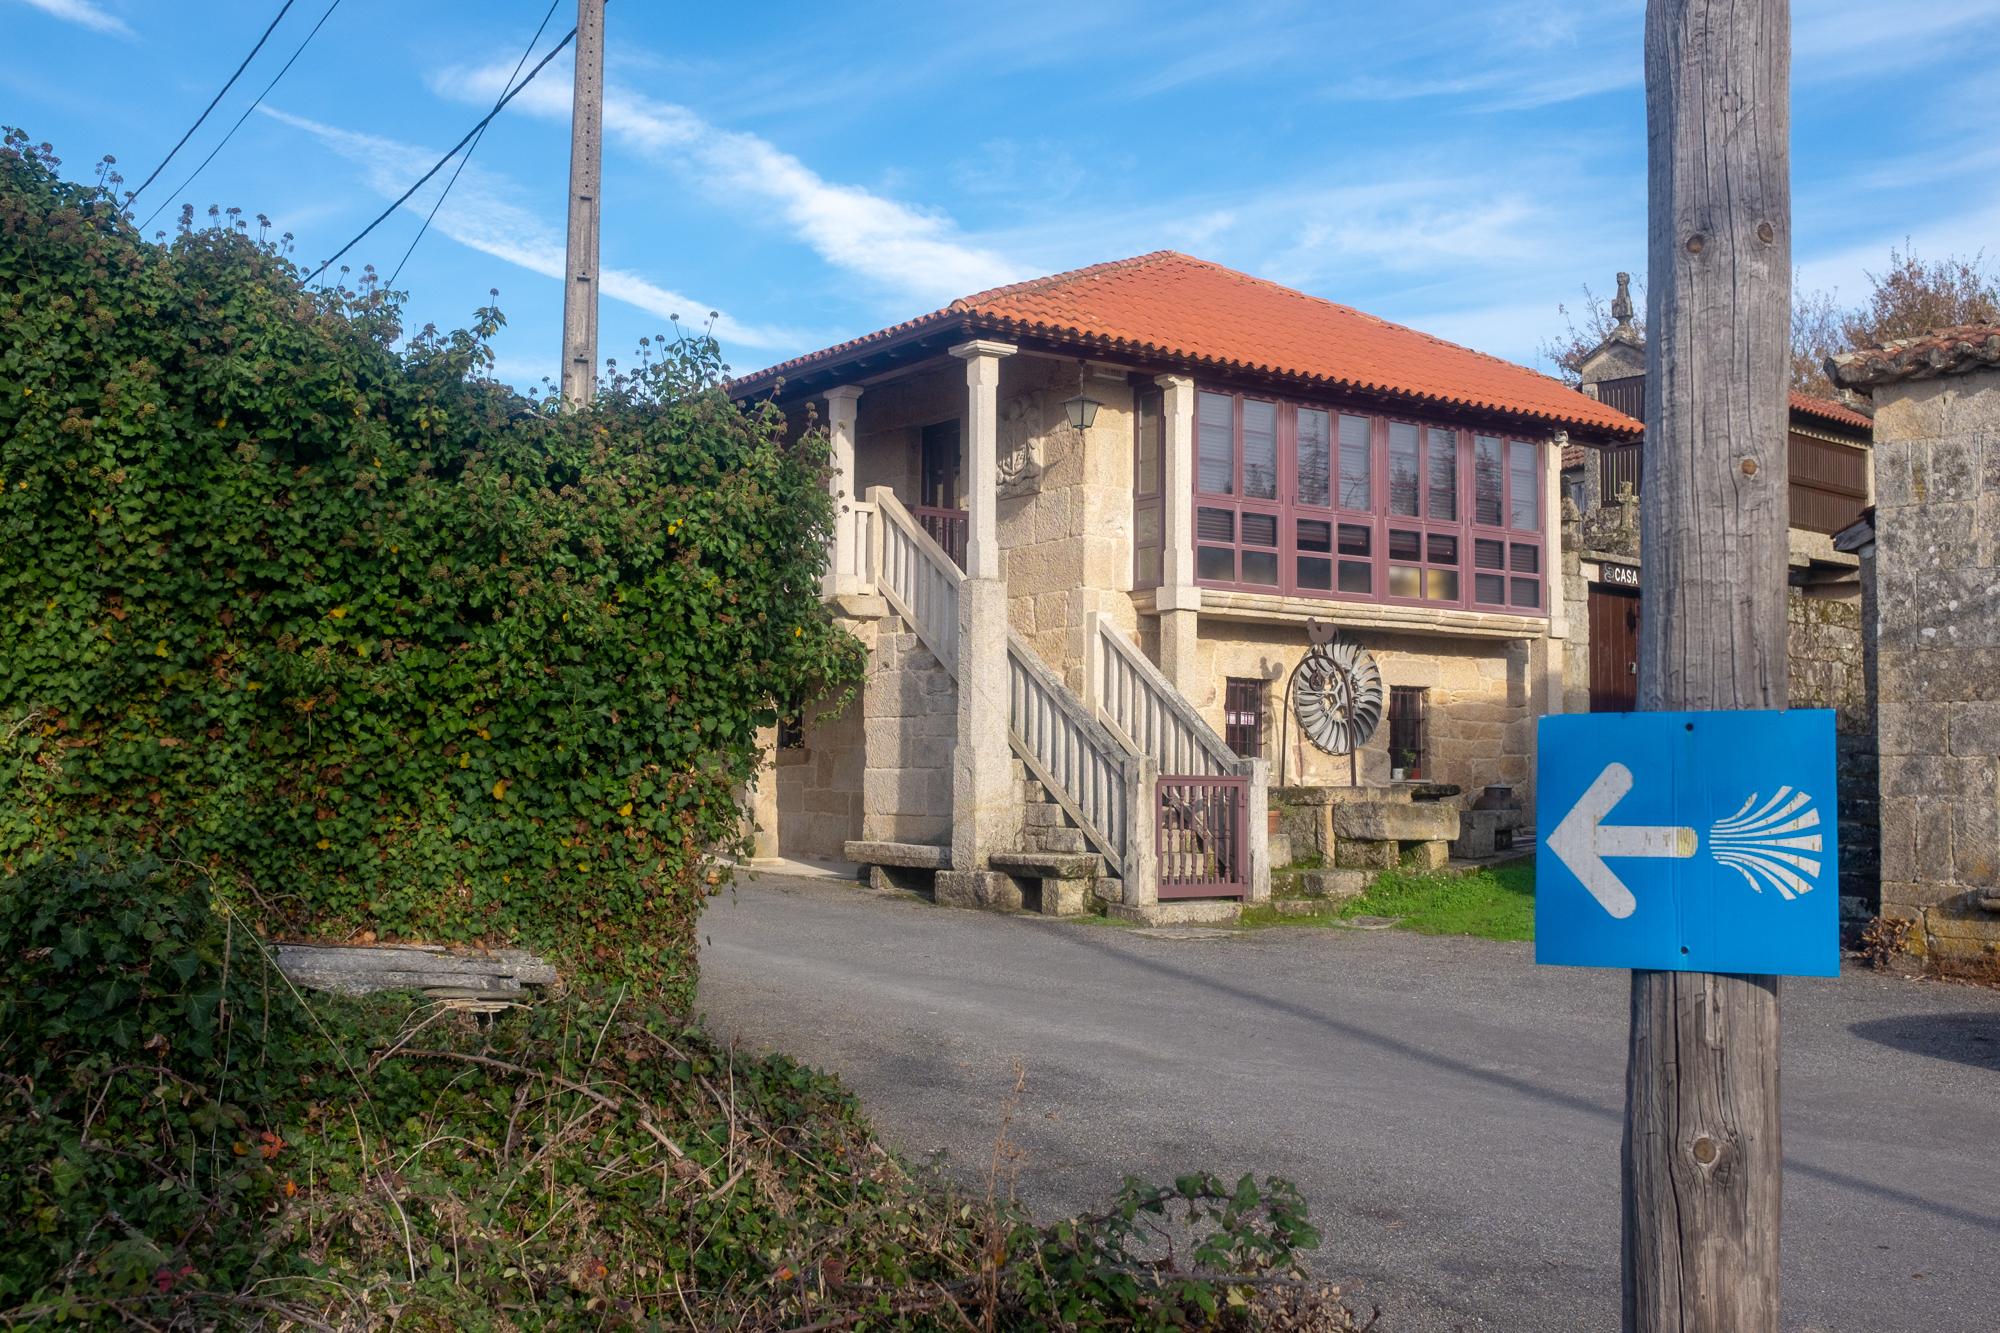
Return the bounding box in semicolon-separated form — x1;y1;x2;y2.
1281;621;1385;786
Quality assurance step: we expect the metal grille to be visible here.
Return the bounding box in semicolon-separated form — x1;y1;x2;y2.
1156;775;1247;898
913;505;967;569
1388;685;1428;780
1224;678;1265;759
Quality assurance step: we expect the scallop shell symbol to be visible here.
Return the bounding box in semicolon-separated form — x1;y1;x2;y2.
1294;639;1384;756
1709;787;1823;900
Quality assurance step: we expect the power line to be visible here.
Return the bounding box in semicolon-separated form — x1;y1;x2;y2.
387;0;561;288
126;0;299;208
303;22;579;287
140;0;346;234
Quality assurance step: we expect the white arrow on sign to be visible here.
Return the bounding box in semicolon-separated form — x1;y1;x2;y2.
1547;762;1697;919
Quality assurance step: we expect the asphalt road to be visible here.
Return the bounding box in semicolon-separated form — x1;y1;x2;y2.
697;872;2000;1331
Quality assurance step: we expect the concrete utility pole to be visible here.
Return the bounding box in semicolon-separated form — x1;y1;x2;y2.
560;0;605;409
1629;2;1790;1329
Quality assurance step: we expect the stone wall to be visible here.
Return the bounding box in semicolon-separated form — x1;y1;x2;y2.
775;683;867;863
1790;581;1880;910
994;357;1144;689
857;624;957;847
1191;622;1541;815
1868;364;2000;976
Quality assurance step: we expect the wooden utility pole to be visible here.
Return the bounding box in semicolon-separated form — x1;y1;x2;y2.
560;0;605;408
1628;2;1790;1329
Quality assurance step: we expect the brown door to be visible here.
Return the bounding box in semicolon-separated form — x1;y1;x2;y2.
1589;586;1641;712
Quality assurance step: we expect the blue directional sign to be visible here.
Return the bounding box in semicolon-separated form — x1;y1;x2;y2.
1536;710;1838;977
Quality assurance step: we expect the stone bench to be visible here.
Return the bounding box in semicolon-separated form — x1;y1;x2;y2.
843;840;952;870
988;850;1103;917
844;840;954;894
1330;800;1459;873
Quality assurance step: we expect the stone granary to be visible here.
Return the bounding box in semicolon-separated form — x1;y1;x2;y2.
1558;273;1880;918
731;253;1640;922
1829;326;2000;978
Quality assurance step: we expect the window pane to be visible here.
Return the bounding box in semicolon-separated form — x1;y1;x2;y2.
1474;434;1503;526
1241;511;1278;547
1427;427;1458;520
1242;550;1279;585
1242;400;1278;500
1136;507;1161;544
1339;560;1373;594
1474;537;1505;570
1198;392;1234;494
1198;546;1235;581
1510;543;1540;575
1475;572;1505;603
1509;440;1540;530
1298;556;1333;590
1388;421;1420;516
1388;527;1421;562
1339;414;1372;510
1426;569;1460;601
1197;506;1235;543
1338;523;1371;556
1297;518;1332;553
1135;390;1162;497
1427;533;1459;566
1511;577;1541;609
1389;565;1422;598
1138;548;1162;585
1297;409;1330;508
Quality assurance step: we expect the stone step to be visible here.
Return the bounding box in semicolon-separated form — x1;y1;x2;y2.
1036;825;1087;854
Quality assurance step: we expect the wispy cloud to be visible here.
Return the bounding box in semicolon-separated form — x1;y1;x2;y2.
15;0;131;36
433;62;1022;305
258;108;808;352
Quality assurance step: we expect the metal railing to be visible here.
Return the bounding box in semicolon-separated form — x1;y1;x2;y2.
1156;775;1248;898
913;505;967;570
1086;613;1238;777
1006;630;1136;877
870;488;960;676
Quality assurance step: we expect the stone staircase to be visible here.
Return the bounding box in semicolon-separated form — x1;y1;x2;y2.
989;761;1111;917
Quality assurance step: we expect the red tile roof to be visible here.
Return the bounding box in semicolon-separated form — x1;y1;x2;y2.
1788;390;1873;432
735;251;1641;439
1828;324;2000;390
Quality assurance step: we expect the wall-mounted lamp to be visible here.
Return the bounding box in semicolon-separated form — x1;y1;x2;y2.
1062;361;1102;433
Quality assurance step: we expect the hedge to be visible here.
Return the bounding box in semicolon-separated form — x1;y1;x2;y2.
0;131;863;1000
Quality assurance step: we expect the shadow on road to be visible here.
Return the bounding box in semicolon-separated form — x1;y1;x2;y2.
1849;1011;2000;1071
1044;925;2000;1236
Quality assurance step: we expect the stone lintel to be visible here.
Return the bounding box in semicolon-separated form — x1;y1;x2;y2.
1198;590;1548;641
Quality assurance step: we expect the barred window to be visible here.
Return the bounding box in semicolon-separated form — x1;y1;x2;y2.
1388;686;1428;780
1224;678;1266;760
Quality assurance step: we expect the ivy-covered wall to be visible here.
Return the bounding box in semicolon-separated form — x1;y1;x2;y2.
0;133;861;1000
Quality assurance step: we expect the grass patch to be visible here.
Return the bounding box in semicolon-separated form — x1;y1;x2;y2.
1247;859;1537;942
5;853;1371;1330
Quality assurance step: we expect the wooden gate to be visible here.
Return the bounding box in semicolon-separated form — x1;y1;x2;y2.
1589;585;1641;712
1156;775;1247;898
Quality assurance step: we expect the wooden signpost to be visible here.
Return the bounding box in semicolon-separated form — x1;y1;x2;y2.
1628;1;1790;1328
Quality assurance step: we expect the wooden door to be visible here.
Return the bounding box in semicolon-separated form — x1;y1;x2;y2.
1589;586;1641;712
920;421;961;509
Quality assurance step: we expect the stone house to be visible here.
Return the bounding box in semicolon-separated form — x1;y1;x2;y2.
1558;274;1880;916
1829;326;2000;977
731;252;1638;922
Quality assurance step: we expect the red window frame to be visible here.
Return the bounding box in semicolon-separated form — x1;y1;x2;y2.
1191;389;1545;615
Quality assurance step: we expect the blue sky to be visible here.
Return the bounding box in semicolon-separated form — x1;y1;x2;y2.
7;0;1999;394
